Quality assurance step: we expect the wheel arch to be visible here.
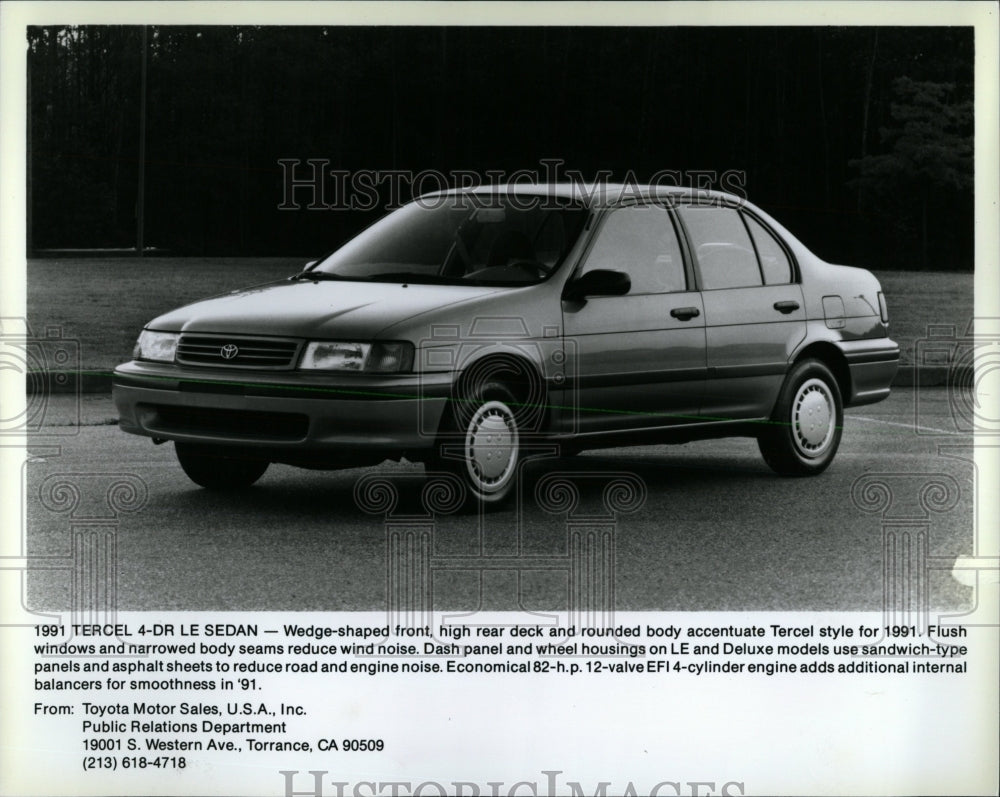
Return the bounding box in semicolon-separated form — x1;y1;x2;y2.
450;349;550;434
791;341;851;402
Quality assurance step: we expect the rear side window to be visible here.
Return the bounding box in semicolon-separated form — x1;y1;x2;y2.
678;206;761;290
744;214;793;285
582;205;686;294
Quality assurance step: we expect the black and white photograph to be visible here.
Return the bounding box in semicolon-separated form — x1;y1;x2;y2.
1;2;997;796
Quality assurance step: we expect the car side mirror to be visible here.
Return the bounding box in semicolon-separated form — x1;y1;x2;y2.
564;269;631;301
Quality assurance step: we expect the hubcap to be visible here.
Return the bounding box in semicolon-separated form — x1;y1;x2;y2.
792;378;835;457
465;400;518;493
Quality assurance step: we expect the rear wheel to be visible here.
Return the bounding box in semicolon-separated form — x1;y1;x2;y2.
430;381;521;508
175;442;269;490
757;359;843;476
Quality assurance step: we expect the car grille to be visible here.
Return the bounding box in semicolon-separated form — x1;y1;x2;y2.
176;335;300;369
144;405;309;441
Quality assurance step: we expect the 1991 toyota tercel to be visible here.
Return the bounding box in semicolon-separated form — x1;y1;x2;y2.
113;185;899;505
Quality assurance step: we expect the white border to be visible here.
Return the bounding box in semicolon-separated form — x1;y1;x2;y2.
2;4;998;796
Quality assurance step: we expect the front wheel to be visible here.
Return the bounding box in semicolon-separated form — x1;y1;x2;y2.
175;442;269;490
757;359;843;476
429;381;521;508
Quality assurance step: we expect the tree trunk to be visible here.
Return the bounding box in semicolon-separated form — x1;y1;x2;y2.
26;50;33;257
858;30;879;211
921;193;928;269
816;32;831;209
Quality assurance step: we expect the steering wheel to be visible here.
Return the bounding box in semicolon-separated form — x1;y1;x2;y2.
510;259;555;277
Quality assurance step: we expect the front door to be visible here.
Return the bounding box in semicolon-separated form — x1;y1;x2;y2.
558;204;707;434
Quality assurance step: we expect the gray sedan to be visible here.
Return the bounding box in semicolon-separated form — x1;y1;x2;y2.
113;184;899;506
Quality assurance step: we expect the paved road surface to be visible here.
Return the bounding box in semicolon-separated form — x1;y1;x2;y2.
20;388;977;613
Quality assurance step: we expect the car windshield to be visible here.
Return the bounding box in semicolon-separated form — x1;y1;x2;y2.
311;195;589;286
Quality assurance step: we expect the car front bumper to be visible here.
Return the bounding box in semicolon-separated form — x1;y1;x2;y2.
112;361;453;459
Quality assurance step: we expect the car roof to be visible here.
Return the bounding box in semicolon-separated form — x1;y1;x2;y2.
421;183;744;208
419;182;840;277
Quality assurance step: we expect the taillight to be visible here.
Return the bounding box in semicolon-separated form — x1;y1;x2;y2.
877;291;889;323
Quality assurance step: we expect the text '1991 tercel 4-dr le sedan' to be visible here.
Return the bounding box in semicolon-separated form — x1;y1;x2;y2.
113;184;899;506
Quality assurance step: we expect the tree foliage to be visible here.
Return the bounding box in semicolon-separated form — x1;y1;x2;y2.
852;77;973;268
27;26;974;269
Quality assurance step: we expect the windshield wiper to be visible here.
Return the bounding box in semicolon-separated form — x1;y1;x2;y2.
289;271;348;282
363;272;456;284
290;270;492;286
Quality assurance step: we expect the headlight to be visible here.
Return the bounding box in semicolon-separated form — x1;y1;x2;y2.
133;330;179;363
299;341;414;373
300;341;370;371
366;342;415;373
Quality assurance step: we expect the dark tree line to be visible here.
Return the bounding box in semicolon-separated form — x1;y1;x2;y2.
27;26;973;269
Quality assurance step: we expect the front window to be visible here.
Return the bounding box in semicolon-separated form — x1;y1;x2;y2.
580;205;687;294
312;195;588;286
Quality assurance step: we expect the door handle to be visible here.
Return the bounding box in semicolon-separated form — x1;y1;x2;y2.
773;300;800;314
670;306;701;321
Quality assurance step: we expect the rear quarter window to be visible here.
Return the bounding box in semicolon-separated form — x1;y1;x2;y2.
744;214;793;285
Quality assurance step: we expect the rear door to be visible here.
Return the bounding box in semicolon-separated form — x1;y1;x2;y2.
676;204;806;420
559;204;706;434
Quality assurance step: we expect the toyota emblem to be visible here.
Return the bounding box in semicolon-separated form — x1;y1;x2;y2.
220;344;239;360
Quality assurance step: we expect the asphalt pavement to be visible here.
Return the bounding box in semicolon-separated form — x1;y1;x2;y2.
18;388;978;613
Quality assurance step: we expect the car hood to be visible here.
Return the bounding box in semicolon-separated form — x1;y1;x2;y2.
148;279;504;339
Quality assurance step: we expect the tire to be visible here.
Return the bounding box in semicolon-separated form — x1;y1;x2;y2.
430;381;521;508
757;358;843;476
175;442;269;490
